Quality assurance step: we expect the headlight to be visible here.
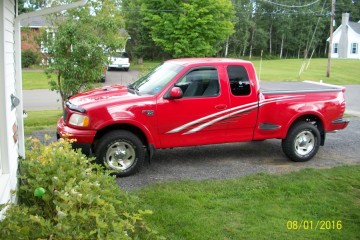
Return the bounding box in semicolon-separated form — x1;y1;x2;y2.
69;113;90;127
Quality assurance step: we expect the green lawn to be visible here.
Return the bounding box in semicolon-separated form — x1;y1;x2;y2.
24;110;61;134
23;58;360;90
22;71;51;90
251;58;360;85
135;165;360;240
131;58;360;85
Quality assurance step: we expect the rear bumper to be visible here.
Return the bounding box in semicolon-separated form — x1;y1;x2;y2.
108;63;130;69
329;118;349;131
57;118;96;155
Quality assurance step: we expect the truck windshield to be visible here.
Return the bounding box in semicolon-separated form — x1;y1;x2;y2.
128;62;184;95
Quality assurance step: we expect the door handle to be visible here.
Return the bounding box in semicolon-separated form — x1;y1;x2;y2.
215;104;227;110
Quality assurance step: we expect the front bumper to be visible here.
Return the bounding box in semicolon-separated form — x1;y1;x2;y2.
57;118;96;155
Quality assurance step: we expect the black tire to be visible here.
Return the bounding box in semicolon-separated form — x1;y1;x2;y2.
124;68;129;71
95;130;145;177
281;122;321;162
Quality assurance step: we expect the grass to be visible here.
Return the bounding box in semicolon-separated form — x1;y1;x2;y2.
135;165;360;240
23;59;360;89
251;58;360;85
24;110;62;134
22;71;51;90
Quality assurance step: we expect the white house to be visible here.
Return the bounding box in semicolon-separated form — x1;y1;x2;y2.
328;13;360;59
0;0;87;220
0;0;24;219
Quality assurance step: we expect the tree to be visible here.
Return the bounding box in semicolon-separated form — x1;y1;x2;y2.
141;0;235;58
229;0;254;57
41;0;125;107
122;0;162;62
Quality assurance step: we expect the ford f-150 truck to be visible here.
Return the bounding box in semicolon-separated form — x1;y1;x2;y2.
57;58;349;177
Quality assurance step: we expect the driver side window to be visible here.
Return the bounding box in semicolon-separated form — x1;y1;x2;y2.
176;68;220;98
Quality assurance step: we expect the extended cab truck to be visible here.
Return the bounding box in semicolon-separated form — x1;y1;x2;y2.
57;58;349;177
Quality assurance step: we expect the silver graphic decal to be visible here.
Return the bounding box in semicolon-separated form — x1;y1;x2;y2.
167;95;304;135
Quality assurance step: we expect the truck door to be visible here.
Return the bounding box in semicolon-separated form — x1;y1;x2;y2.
224;65;259;141
156;66;230;148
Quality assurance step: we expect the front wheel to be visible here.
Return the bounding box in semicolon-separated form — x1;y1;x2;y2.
282;122;321;162
95;130;145;177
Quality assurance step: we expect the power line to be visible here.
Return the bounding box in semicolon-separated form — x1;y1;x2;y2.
261;0;321;8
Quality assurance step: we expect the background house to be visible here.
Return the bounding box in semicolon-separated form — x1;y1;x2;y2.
21;16;50;52
329;13;360;59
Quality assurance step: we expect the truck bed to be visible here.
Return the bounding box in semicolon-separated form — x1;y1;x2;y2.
260;81;344;94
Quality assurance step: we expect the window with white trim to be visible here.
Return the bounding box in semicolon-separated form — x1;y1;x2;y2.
351;43;358;54
333;43;338;53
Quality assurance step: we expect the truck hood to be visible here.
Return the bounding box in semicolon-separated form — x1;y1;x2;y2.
68;85;153;110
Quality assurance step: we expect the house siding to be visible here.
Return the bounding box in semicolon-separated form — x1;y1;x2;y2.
330;13;360;59
0;0;19;219
347;28;360;59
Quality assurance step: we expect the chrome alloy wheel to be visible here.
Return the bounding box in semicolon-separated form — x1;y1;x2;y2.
105;141;136;171
294;130;315;156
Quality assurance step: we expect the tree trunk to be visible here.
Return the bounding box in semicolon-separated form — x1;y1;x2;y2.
249;28;255;59
269;23;273;55
57;72;64;111
279;34;284;59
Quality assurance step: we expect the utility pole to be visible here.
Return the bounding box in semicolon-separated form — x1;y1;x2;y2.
326;0;335;78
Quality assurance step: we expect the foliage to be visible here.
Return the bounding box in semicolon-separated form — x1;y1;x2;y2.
0;138;160;239
141;0;235;58
21;50;40;68
122;0;163;61
41;0;125;107
229;0;360;59
135;165;360;239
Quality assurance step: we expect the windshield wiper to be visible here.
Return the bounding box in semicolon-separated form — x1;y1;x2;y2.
127;84;140;95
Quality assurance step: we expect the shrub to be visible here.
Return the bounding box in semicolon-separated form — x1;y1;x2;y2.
0;137;160;239
22;49;40;68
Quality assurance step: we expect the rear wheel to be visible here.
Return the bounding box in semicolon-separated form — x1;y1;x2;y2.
282;122;321;162
95;130;145;177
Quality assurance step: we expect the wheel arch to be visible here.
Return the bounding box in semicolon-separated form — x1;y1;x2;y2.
286;114;325;146
92;123;152;152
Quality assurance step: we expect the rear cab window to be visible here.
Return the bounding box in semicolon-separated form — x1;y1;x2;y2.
227;65;251;96
112;52;129;58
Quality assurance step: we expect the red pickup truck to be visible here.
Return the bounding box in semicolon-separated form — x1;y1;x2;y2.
57;58;349;177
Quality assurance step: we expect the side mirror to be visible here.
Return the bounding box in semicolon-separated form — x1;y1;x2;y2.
165;87;183;99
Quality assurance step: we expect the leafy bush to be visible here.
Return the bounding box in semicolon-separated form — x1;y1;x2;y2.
22;49;40;68
0;137;160;239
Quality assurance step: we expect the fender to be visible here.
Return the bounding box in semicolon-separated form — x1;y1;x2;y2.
282;110;325;139
93;110;157;147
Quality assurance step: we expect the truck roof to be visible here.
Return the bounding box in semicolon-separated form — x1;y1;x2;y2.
166;58;252;67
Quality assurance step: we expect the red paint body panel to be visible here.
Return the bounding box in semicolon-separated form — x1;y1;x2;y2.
57;58;349;153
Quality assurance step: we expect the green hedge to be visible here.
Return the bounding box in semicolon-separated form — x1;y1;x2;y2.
0;137;160;239
22;50;40;68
